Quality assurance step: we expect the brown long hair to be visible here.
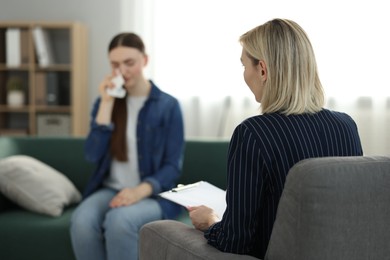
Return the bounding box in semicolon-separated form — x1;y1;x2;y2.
109;33;146;161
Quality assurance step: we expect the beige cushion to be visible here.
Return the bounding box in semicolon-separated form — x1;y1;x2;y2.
0;155;81;217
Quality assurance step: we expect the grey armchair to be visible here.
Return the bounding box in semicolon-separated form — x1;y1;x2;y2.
140;156;390;260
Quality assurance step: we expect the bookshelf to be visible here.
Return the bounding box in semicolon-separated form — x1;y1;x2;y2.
0;21;88;136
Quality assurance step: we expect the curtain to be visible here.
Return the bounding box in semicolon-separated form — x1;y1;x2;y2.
177;96;390;156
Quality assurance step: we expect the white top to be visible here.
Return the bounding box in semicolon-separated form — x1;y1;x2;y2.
104;96;147;190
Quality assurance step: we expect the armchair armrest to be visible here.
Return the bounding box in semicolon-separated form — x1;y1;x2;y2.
140;220;258;260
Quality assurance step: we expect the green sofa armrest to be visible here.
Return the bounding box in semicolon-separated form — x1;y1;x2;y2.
0;137;20;158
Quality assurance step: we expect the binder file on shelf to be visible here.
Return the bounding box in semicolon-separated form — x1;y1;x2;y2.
32;27;55;67
6;28;21;67
46;72;59;105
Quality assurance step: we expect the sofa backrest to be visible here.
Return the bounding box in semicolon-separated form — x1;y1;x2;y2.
0;137;230;203
265;156;390;260
179;140;229;190
0;137;94;193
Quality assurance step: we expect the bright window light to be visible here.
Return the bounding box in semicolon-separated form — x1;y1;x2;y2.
143;0;389;98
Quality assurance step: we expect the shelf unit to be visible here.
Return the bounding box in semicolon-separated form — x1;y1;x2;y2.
0;21;88;136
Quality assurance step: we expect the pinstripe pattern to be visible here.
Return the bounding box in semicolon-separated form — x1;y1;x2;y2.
205;109;363;259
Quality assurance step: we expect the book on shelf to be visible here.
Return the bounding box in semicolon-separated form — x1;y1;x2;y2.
32;27;55;67
36;72;69;106
0;31;5;63
35;72;46;105
5;28;21;67
58;72;70;105
46;72;59;105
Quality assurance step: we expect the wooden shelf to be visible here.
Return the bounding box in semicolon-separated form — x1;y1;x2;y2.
0;21;88;137
0;64;30;71
0;105;30;112
34;64;72;71
35;105;71;113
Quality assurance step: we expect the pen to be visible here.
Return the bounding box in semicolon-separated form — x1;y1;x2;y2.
171;182;201;192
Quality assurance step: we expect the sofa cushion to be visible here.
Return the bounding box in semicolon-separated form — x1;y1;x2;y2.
0;207;77;260
0;155;81;217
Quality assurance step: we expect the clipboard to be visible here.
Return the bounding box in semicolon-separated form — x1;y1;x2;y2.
159;181;226;217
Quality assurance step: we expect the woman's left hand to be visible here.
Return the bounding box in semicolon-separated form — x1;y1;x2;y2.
188;205;220;231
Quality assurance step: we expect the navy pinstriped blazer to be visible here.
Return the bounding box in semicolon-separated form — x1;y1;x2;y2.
205;108;363;259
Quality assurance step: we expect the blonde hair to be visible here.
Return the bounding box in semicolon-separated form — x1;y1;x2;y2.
239;18;325;115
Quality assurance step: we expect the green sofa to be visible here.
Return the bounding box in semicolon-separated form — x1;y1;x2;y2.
0;137;229;260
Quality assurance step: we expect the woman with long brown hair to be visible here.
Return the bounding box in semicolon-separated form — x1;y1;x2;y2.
70;32;185;260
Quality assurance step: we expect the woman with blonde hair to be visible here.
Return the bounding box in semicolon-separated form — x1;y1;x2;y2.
188;18;363;259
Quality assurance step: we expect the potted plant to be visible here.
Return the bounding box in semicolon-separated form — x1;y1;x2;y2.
6;76;25;107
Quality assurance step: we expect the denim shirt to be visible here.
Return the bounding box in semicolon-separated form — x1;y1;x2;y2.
82;81;185;219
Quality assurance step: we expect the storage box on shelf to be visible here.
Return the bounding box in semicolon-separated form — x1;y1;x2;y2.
0;21;88;137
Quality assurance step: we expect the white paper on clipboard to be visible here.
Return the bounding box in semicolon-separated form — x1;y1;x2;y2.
159;181;226;218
